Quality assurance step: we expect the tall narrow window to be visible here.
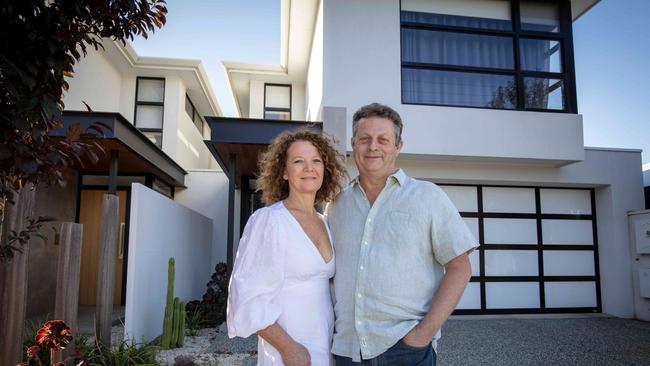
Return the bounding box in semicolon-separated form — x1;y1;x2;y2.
264;84;291;120
400;0;574;112
134;77;165;147
185;94;208;137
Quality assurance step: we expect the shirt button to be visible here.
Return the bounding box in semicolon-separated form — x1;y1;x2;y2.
363;241;368;245
357;320;362;325
367;218;372;223
357;293;362;298
360;265;364;270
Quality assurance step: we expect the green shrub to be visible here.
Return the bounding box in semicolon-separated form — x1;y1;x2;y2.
85;339;159;366
185;307;203;336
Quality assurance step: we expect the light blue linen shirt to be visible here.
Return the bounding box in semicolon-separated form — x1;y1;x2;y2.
326;169;478;361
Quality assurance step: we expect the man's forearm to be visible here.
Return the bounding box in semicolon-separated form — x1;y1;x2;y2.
405;253;472;344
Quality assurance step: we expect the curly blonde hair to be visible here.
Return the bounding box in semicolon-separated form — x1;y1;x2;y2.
257;129;347;205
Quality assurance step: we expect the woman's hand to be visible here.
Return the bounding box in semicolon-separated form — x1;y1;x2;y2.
280;340;311;366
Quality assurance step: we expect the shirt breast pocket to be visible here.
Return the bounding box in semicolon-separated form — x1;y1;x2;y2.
387;211;426;244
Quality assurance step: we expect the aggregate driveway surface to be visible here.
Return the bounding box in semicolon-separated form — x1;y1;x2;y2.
437;317;650;366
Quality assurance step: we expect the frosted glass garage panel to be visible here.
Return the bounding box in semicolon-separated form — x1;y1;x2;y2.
456;282;481;309
484;218;537;244
483;187;535;213
545;282;597;308
486;282;540;309
540;189;591;215
463;217;479;243
439;185;478;212
543;251;595;276
542;220;593;245
485;250;538;276
468;249;480;276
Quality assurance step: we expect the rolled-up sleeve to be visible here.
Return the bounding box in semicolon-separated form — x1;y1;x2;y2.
227;208;285;338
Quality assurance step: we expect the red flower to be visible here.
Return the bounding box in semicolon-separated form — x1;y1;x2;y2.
26;345;40;359
35;320;73;350
16;362;29;366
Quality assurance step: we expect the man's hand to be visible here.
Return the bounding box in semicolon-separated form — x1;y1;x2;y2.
279;341;311;366
403;253;472;347
402;325;433;348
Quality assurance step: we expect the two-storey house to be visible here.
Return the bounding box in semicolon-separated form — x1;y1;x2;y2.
208;0;645;319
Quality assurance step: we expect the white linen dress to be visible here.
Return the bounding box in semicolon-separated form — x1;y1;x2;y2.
227;201;335;366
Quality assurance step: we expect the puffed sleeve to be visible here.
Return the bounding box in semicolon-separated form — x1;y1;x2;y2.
227;207;285;338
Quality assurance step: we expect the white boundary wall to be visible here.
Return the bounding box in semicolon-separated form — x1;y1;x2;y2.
124;183;213;342
174;170;229;265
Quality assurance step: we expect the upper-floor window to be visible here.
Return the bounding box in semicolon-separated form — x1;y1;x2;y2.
185;94;210;137
134;77;165;147
264;84;291;120
400;0;575;113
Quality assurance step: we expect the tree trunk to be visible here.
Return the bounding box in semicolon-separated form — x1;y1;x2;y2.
94;194;119;347
0;184;36;366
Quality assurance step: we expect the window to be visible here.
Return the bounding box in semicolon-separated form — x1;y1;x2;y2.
185;94;209;137
264;84;291;120
134;77;165;147
400;0;575;112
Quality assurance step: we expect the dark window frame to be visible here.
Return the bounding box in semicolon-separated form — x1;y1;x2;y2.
185;94;206;136
438;183;600;315
263;83;292;120
400;0;577;113
134;77;165;148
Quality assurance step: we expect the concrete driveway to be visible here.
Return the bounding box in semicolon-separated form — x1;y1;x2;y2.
437;316;650;365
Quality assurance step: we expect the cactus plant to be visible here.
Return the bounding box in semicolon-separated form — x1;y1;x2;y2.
161;258;175;349
178;301;186;347
170;297;180;345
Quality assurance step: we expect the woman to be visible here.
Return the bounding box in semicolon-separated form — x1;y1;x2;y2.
227;129;347;366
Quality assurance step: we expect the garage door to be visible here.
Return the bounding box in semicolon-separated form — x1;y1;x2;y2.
439;185;600;314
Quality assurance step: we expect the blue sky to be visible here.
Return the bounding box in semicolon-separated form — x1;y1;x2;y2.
132;0;650;164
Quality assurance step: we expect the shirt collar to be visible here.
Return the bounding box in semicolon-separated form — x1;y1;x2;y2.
349;169;407;187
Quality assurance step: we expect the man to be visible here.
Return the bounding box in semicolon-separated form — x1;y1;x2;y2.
327;103;478;365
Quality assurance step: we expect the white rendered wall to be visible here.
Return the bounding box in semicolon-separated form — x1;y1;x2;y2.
321;0;584;164
119;76;137;123
292;84;306;121
174;170;230;265
64;48;122;113
176;109;214;170
249;80;265;119
627;210;650;321
306;0;324;122
124;184;212;343
373;148;641;318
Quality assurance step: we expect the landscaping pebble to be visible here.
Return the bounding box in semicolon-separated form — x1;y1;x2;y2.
157;325;258;366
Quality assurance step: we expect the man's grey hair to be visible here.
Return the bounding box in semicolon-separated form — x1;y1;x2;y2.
352;103;403;144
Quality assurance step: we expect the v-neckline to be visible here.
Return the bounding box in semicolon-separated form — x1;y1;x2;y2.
280;201;334;265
